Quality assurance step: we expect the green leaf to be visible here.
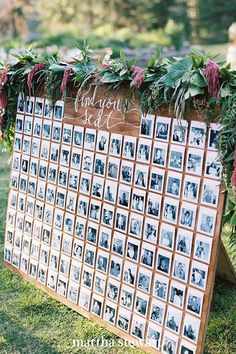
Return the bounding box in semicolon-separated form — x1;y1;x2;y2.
100;72;120;83
168;57;193;80
191;72;207;87
188;85;204;97
230;210;236;226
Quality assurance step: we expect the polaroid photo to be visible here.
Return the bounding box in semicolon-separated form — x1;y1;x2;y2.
129;213;143;238
40;245;50;266
62;233;73;256
60;145;71;167
168;144;185;171
40;141;50;161
64;213;75;234
25;96;34;115
111;231;125;256
183;175;200;203
120;160;134;185
152;141;168;167
205;151;223;180
93;271;106;296
197;206;217;237
189;121;206;148
59;255;70;277
29;158;39;177
144;218;158;244
134;164;149;189
190;260;208;290
104;300;117;325
147;192;161;219
131;314;146;340
98;227;111;251
114;208;128;233
182;314;200;344
48;164;58;184
22;236;31;256
68;170;80;191
75;218;86;240
122;135;137;160
21;155;30;175
94;153;106;177
38;161;48;180
186;148;204;176
186;287;204;317
138;267;152;294
156;249;172;275
70;260;82;283
84;128;96;151
15;114;24;133
162;331;178;354
180;202;197;230
149;167;165;194
42;225;51;245
140;114;155;139
51;231;62;252
20;256;29;274
24;216;33;236
176;229;193;257
147;322;162;350
140;242;155;269
117;308;131;333
17;92;25;113
22;137;31;155
44;205;54;225
19;175;28;193
107;157;120;181
77;195;89;218
180;340;197;354
91;295;103;317
150;299;166;326
44;99;53;119
73;126;84;147
109;133;123;157
46;185;56;206
208;123;221;150
30;240;40;260
16;213;24;232
54;208;64;230
52;122;62;142
14;232;22;249
57;275;68;297
134;291;149;318
58;167;68;188
28;259;38;278
194;234;212;264
12;153;21;172
71;147;82;170
109;255;122;280
89;199;101;222
131;189;147;216
163;197;179;224
106;278;120;303
6;228;14;245
18;194;26;212
159;223;175;250
165;306;182;334
169;280;186;309
33;221;42;241
47;251;57;273
42;121;51;140
120;284;134;310
101;204;114;228
7;210;16;228
67;280;79;304
92;176;104;199
118;184;131;209
96;130;109;154
47;270;58;291
173;254;190;283
123;260;137;287
10;172;19;190
33;117;42;137
166;171;182;198
54;100;64;121
82;150;94;173
155;116;171;141
37;181;46;200
86;221;99;245
62;124;73;145
201;179;220;207
14;134;22;152
79;286;91;310
171;119;188;145
34;97;44;117
82;266;93;288
35;201;44;221
28;178;36;198
31;138;40;157
103;180;117;205
126;237;140;263
56;188;66;209
137;138;152;164
23;119;31;138
65;191;77;213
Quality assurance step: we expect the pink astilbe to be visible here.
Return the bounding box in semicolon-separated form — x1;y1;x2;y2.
60;66;74;93
27;62;45;96
231;144;236;186
0;69;8;120
204;60;220;99
131;65;145;88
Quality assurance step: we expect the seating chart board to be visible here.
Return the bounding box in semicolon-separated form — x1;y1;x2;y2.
4;87;226;354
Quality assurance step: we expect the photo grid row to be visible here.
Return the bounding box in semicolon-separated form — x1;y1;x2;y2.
4;95;223;354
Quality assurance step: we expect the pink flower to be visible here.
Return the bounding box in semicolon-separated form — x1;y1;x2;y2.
204;60;220;99
231;144;236;186
0;69;8;89
60;66;74;93
101;63;111;68
131;65;144;88
27;62;45;96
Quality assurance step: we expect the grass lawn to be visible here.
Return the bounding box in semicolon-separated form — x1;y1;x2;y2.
0;150;235;354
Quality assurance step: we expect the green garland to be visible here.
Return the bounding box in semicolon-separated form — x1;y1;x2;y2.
1;43;236;247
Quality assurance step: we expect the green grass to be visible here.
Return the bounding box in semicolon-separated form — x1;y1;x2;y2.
0;150;235;354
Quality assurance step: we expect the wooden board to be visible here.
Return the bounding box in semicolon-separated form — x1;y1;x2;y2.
3;85;230;354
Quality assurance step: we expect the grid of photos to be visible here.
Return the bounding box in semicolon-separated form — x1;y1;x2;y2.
4;94;223;354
